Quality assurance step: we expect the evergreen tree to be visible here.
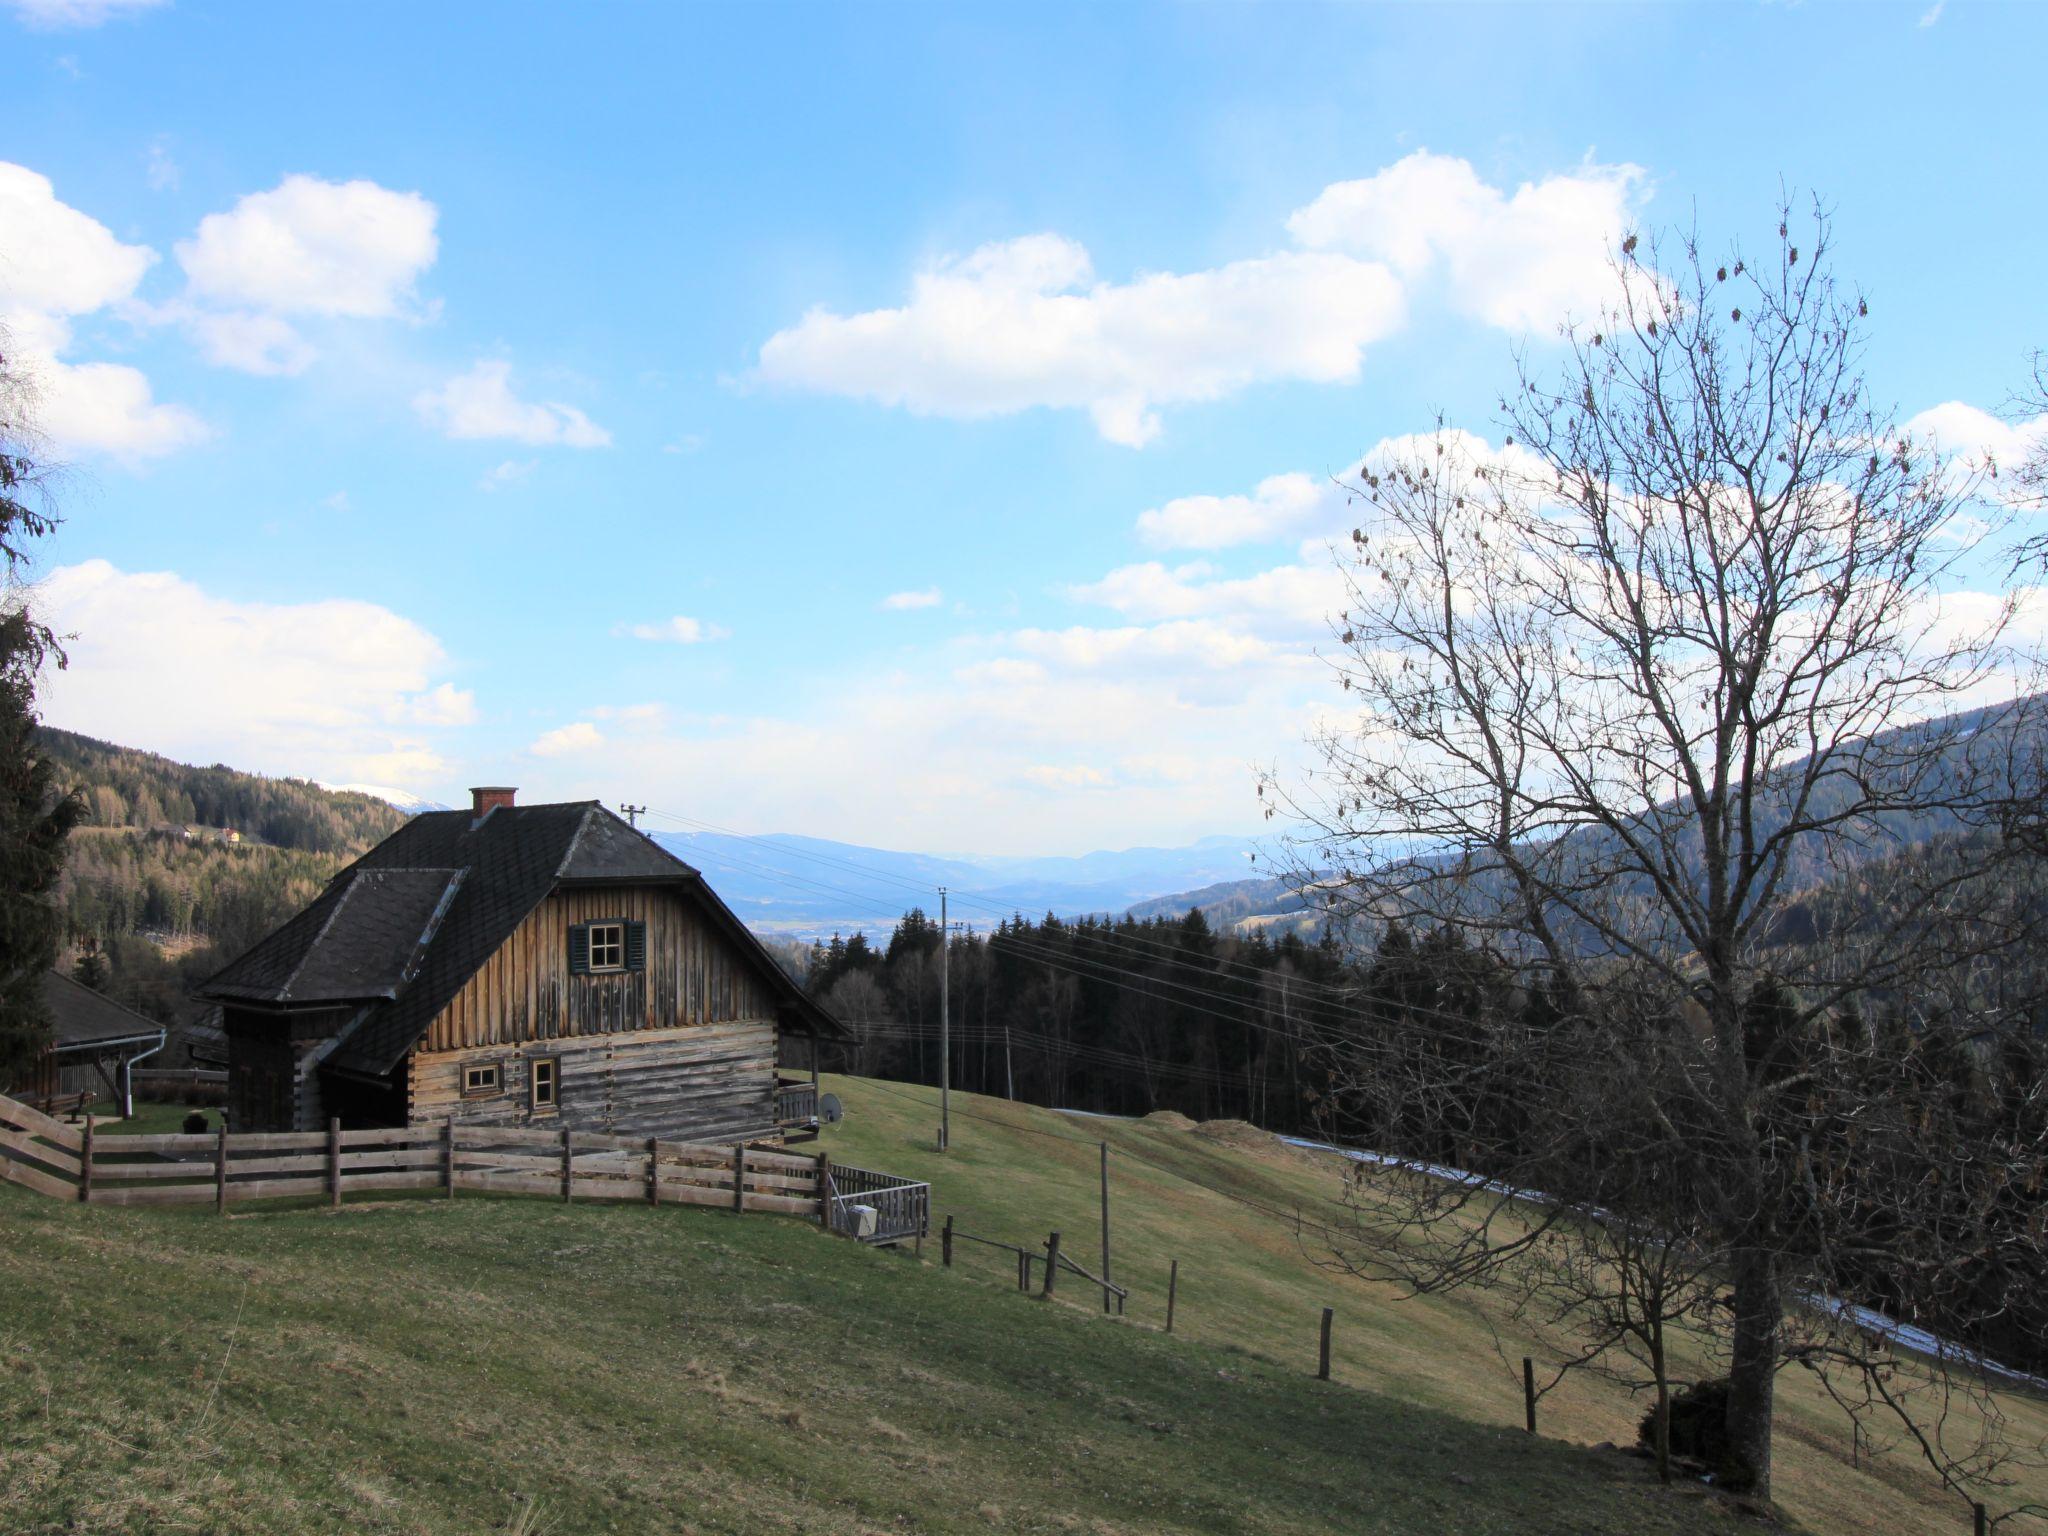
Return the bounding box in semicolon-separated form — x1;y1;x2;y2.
1;336;81;1082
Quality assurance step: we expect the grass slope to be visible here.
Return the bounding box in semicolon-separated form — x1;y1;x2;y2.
819;1076;2048;1536
6;1115;1749;1535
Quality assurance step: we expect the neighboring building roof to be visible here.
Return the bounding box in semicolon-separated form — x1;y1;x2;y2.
197;800;846;1079
40;971;167;1051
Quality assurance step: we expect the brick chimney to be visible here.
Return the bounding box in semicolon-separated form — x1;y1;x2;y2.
470;786;517;825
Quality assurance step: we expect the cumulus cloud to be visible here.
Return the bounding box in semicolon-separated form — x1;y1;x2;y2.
1904;400;2048;502
3;0;163;29
1137;471;1334;550
0;161;206;458
30;559;465;788
529;721;604;757
1287;152;1647;331
760;232;1401;449
177;174;438;320
146;174;439;376
881;587;943;610
414;359;612;447
617;615;728;643
757;152;1644;446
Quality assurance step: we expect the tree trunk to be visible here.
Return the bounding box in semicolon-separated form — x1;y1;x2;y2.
1651;1317;1671;1485
1724;1246;1781;1498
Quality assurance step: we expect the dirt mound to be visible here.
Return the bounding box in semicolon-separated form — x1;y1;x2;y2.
1191;1118;1314;1165
1140;1110;1197;1130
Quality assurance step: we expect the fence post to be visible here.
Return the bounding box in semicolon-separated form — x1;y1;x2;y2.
1167;1258;1178;1334
1041;1231;1061;1298
942;1214;954;1267
1524;1357;1538;1434
1975;1503;1989;1536
1318;1307;1334;1381
79;1119;93;1204
560;1128;574;1203
732;1143;747;1214
214;1124;228;1214
1017;1250;1028;1291
444;1119;457;1198
646;1137;660;1206
817;1152;832;1231
328;1117;342;1208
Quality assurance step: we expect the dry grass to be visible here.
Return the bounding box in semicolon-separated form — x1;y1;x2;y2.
821;1075;2048;1536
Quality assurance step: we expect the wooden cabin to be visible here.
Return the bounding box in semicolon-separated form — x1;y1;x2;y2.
12;972;168;1118
197;789;847;1140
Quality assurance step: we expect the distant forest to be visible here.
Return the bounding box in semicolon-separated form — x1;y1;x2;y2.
37;729;406;1023
804;907;1359;1135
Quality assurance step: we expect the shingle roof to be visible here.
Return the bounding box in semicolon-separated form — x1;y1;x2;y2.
41;971;166;1049
198;800;845;1080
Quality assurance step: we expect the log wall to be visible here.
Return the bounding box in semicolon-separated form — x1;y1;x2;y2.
408;1020;779;1143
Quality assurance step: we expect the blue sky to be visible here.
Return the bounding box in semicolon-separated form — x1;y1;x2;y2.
3;0;2044;854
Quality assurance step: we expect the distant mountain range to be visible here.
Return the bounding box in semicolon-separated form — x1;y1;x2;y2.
645;829;1269;937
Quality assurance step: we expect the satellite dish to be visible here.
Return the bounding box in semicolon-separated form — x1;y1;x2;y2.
820;1093;844;1125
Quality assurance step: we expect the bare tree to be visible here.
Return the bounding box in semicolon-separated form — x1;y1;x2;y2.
1278;204;2048;1507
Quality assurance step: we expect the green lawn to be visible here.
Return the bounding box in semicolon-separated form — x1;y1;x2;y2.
2;1098;1751;1536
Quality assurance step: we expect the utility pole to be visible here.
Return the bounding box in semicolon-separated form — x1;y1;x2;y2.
1004;1025;1015;1100
939;886;950;1151
619;803;647;828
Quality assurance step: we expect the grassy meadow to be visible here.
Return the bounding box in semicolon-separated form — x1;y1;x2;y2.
0;1075;2038;1534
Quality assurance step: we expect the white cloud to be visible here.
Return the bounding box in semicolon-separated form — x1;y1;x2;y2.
881;587;943;611
759;232;1404;448
321;490;351;513
398;682;478;727
757;153;1645;446
1021;763;1111;790
414;359;612;447
31;360;209;458
618;615;728;644
168;303;317;376
529;721;604;758
0;161;205;459
1137;471;1335;550
662;433;705;455
176;174;438;320
478;458;538;492
3;0;163;30
1904;401;2048;501
29;559;465;789
1918;0;1944;25
1287;152;1647;332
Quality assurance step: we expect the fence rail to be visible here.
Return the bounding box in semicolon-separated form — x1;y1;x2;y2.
823;1161;929;1245
0;1092;828;1218
945;1218;1129;1311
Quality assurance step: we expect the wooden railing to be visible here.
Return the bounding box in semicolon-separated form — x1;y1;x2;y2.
774;1078;819;1134
823;1162;929;1245
0;1092;826;1218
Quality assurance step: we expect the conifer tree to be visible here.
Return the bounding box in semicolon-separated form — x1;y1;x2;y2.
1;335;81;1082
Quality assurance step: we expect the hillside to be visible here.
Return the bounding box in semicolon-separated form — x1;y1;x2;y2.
3;1123;1740;1536
6;1078;2042;1534
821;1077;2048;1536
35;728;409;1023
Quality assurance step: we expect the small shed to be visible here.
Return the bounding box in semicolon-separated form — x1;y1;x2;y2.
24;972;168;1118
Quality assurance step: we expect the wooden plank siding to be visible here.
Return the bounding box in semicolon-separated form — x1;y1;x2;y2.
407;887;784;1143
422;887;776;1052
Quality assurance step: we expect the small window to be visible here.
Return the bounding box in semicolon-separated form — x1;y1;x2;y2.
462;1062;502;1098
588;921;625;972
530;1057;559;1110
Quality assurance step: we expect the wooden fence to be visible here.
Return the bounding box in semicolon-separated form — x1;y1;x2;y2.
0;1091;825;1218
823;1161;930;1245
